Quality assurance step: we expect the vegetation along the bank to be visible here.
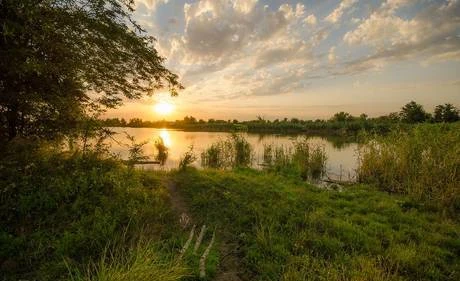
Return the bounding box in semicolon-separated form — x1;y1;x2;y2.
100;101;459;135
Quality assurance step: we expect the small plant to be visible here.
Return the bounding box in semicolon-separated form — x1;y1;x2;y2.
154;137;169;166
126;133;149;165
179;146;197;171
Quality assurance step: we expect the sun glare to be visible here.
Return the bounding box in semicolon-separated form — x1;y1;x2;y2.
154;102;174;115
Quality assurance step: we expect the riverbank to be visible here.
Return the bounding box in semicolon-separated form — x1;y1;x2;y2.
1;141;459;280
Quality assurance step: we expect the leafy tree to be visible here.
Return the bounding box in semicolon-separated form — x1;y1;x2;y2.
0;0;182;140
400;101;430;123
434;103;459;123
331;112;354;122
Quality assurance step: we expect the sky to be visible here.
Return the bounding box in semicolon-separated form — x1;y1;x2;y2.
105;0;460;121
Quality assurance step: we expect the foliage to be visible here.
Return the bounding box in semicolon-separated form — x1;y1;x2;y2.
330;111;354;122
172;169;460;281
0;142;183;280
434;103;459;122
357;124;460;213
262;138;327;181
0;0;182;140
400;101;431;123
178;146;197;171
201;134;253;169
125;133;149;165
154;137;169;166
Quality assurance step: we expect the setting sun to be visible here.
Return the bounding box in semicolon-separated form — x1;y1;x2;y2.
154;102;174;115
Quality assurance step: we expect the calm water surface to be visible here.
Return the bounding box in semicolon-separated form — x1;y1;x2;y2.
108;127;359;181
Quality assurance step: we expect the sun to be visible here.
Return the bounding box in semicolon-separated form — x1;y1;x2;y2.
154;102;174;115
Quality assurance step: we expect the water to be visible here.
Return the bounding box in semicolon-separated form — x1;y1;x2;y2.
107;127;359;181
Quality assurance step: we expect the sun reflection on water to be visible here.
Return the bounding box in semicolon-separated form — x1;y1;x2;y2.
159;129;172;147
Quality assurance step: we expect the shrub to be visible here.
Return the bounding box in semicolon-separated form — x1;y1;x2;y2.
154;137;169;166
179;146;197;171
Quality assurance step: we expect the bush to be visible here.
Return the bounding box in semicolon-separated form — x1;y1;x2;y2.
178;146;197;171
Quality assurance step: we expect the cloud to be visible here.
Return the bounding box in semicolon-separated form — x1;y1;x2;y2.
342;0;460;73
304;14;317;25
135;0;169;10
328;47;337;64
325;0;358;23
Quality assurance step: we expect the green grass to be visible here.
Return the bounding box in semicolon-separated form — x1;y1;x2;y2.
0;142;189;281
172;168;460;281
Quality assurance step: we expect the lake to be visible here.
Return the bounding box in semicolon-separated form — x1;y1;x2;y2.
108;127;359;181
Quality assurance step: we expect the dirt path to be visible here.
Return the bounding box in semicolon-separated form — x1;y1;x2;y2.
166;178;244;281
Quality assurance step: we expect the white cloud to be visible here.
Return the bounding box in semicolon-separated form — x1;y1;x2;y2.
135;0;169;10
342;0;460;72
328;47;337;64
304;14;317;25
325;0;358;23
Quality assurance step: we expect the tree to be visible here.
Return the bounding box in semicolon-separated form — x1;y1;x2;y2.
331;112;354;122
0;0;182;140
434;103;459;123
359;113;368;120
400;101;430;123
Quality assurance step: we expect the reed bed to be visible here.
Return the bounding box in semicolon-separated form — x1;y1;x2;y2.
201;134;253;169
357;124;460;212
263;138;328;181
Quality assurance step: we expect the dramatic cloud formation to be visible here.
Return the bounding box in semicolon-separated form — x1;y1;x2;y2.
111;0;460;120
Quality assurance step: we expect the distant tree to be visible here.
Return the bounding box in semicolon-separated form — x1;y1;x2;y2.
184;116;197;123
331;112;354;122
291;118;300;123
0;0;182;140
128;118;143;127
387;112;400;121
208;119;215;123
400;101;430;123
232;119;239;124
434;103;459;122
359;113;368;120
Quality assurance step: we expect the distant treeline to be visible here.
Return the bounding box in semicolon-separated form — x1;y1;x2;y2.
101;101;459;134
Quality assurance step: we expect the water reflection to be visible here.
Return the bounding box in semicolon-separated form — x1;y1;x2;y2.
159;129;172;147
107;128;359;180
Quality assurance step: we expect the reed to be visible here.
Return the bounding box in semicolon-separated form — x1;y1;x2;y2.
262;138;327;180
178;146;197;171
154;137;169;166
201;134;253;169
357;124;460;212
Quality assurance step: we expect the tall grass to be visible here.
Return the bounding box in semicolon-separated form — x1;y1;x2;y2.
358;124;460;212
263;138;327;180
201;134;253;169
69;238;186;281
154;137;169;166
178;146;197;171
